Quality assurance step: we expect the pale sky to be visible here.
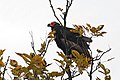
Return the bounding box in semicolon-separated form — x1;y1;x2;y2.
0;0;120;80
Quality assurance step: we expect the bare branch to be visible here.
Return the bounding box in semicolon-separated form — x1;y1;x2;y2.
2;56;10;80
94;48;111;61
63;0;73;27
29;31;36;55
89;58;94;80
92;62;101;73
48;0;63;25
65;73;80;80
42;38;51;57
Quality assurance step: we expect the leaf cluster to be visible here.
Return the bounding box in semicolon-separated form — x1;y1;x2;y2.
96;63;111;80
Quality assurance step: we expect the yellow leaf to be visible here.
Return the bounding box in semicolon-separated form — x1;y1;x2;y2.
49;71;63;77
57;52;69;63
48;31;56;35
105;68;110;75
70;29;78;33
31;55;46;68
0;49;5;56
0;60;4;67
54;59;65;66
96;49;103;53
86;23;91;28
10;59;18;67
72;50;81;58
57;7;63;12
23;53;32;60
105;75;111;80
99;64;106;73
48;35;55;38
16;53;30;63
90;27;97;33
96;77;101;80
97;25;104;31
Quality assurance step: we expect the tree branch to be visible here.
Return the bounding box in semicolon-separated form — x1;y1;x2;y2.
48;0;63;26
63;0;73;27
94;48;111;61
2;56;10;80
29;31;36;55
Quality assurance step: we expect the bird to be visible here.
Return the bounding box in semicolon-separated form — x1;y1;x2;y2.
47;21;92;58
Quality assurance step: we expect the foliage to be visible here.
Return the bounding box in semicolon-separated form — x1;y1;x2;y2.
0;0;112;80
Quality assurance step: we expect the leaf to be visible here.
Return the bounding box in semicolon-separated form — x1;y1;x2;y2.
90;27;97;33
49;71;63;77
96;32;107;37
10;59;18;67
31;55;46;68
86;23;91;28
48;31;56;35
72;50;81;58
54;59;65;66
97;25;104;31
96;77;101;80
105;75;111;80
0;49;5;56
57;7;63;12
69;29;78;33
16;53;30;63
96;49;103;53
98;70;105;74
0;60;4;67
105;68;110;75
23;53;32;60
99;64;106;73
107;57;115;61
57;52;68;63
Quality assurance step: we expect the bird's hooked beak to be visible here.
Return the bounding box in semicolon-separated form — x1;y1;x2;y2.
47;23;51;27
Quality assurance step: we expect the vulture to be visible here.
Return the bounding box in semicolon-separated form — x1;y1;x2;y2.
47;21;92;58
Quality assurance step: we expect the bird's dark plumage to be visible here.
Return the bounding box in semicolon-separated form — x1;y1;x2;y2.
48;21;92;58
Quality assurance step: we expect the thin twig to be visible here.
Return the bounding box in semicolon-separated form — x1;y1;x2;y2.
40;38;51;57
92;62;101;74
65;73;80;80
94;48;111;61
29;31;36;55
2;56;10;80
64;0;73;27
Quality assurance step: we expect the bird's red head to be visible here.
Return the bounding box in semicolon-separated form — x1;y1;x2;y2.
47;21;57;27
